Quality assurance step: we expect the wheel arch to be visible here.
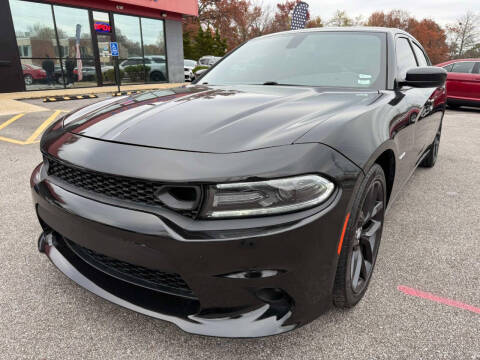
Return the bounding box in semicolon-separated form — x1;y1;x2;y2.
374;149;395;205
362;141;397;206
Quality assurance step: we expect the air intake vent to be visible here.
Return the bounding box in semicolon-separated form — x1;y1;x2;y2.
65;238;196;298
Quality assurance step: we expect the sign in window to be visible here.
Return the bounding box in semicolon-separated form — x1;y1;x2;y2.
94;21;112;34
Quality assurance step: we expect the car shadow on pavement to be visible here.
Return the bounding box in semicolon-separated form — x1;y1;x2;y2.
447;106;480;113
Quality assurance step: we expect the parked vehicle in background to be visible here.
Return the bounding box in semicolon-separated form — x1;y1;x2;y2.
53;60;97;85
198;55;222;67
54;65;64;84
119;56;167;82
184;68;194;82
436;59;480;108
184;59;197;81
74;67;97;82
194;68;208;78
22;64;46;85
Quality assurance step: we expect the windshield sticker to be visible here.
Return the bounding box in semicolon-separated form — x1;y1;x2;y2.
358;74;372;79
358;79;371;85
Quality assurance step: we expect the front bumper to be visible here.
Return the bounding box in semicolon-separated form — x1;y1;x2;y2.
32;139;362;337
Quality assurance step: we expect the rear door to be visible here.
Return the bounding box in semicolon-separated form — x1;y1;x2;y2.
397;37;445;163
409;40;444;157
446;61;480;102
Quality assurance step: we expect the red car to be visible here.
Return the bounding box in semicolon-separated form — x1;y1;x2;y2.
22;64;46;85
436;59;480;108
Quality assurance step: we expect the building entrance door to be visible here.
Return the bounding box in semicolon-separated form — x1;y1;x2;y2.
90;11;116;86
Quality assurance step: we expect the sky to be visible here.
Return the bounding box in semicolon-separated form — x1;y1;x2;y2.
262;0;480;26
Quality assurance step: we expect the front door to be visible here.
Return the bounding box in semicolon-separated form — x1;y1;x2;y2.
393;36;419;182
90;11;116;86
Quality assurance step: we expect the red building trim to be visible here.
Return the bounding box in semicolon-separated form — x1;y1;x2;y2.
36;0;197;20
111;0;198;17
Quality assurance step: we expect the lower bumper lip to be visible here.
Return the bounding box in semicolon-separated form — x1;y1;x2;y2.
42;232;296;338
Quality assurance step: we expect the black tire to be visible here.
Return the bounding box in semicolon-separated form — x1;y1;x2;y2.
24;74;33;85
150;71;166;82
333;164;386;308
420;125;441;168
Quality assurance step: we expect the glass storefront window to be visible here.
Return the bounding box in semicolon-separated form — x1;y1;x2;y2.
53;6;95;88
114;14;142;58
20;58;64;91
9;1;169;90
141;18;167;82
114;14;143;84
53;6;94;59
9;0;56;59
141;18;165;56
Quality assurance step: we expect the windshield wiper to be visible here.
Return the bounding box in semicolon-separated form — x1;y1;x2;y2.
259;82;306;86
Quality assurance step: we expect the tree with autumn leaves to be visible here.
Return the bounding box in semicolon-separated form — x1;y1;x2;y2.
184;1;477;65
184;0;321;60
366;10;450;64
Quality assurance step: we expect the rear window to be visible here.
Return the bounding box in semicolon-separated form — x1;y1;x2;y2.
451;62;476;74
442;64;453;72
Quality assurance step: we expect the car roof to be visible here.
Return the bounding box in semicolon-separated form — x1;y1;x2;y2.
436;58;480;66
256;26;411;40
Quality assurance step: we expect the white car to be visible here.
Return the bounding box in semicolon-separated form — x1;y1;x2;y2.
119;56;167;81
184;59;197;81
198;55;222;67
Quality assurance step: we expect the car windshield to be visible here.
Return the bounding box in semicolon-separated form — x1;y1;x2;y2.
199;58;211;65
201;31;386;89
184;60;196;67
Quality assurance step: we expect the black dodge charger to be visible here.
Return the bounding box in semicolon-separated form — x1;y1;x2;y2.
31;28;447;337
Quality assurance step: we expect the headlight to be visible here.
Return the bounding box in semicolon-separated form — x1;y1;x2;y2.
202;175;335;218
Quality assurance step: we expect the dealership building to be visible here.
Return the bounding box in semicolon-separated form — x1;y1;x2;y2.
0;0;198;93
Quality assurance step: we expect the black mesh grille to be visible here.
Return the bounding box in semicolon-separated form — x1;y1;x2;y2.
66;239;195;298
47;158;198;216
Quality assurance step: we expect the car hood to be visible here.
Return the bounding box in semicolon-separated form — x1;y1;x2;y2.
63;85;379;153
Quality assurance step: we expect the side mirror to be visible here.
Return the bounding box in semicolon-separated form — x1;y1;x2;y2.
400;66;447;88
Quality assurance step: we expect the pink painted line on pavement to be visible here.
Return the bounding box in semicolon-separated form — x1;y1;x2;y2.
397;285;480;314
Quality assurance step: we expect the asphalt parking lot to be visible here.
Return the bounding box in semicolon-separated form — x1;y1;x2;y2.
0;96;478;359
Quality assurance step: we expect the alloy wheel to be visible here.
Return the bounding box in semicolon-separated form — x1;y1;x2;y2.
350;180;384;293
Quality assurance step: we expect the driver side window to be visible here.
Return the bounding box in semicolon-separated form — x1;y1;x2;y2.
396;37;417;80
